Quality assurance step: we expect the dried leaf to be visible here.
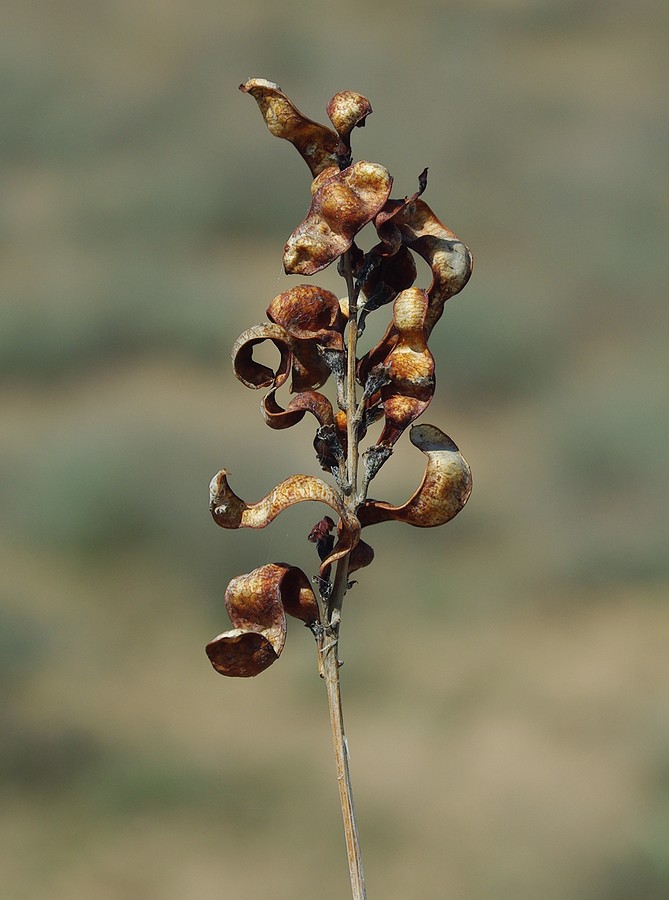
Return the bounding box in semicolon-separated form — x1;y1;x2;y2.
359;424;472;527
209;469;360;574
284;162;393;275
206;563;318;677
240;78;340;177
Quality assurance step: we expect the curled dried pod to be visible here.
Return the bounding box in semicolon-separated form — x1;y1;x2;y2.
261;388;336;431
231;321;331;393
326;91;372;158
284;161;393;275
240;78;339;177
206;563;319;677
209;469;360;574
231;323;292;390
359;424;472;528
376;287;435;447
391;198;473;336
267;284;344;348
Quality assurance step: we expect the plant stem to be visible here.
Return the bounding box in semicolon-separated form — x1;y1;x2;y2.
320;618;366;900
342;249;360;511
316;247;366;899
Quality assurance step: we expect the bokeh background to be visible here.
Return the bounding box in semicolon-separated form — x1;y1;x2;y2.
2;1;668;897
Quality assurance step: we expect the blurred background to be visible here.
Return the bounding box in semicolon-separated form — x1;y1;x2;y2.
2;0;667;897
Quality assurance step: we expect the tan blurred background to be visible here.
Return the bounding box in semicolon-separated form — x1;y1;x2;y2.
2;1;668;897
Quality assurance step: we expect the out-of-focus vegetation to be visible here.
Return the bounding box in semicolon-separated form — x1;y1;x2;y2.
2;1;667;898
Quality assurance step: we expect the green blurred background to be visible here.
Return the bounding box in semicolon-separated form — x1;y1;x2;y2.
2;1;667;897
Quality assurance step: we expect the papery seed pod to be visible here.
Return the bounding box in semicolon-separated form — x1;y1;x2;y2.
206;563;319;677
376;287;435;447
347;538;375;574
267;284;344;349
209;469;360;574
261;388;336;431
284;162;393;275
371;168;429;257
390;198;473;336
326;91;372;139
231;321;332;393
359;424;472;528
260;389;347;473
240;78;340;177
231;323;292;390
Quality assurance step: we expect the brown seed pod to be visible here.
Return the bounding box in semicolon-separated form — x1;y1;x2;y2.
390;198;473;336
326;91;372;139
267;284;344;349
231;321;332;393
206;563;319;678
240;78;340;177
359;424;472;528
261;388;336;431
231;323;292;390
284;161;393;275
209;469;360;574
377;287;435;447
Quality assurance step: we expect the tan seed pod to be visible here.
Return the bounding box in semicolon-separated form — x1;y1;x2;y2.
377;288;435;447
389;198;473;336
284;161;393;275
326;91;372;142
209;469;360;574
359;424;472;528
206;563;319;678
240;78;340;177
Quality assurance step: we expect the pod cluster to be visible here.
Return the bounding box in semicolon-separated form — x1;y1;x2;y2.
207;80;473;677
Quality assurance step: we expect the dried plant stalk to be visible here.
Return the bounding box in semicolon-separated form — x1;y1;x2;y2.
205;78;473;899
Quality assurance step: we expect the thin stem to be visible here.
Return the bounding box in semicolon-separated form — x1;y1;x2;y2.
342;249;360;514
320;618;366;900
315;246;366;899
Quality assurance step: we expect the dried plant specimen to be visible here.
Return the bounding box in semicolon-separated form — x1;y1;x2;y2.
206;79;473;900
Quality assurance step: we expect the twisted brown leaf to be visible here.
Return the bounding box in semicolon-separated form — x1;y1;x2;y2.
240;78;340;177
209;469;360;574
359;424;472;527
284;161;393;275
206;563;319;678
